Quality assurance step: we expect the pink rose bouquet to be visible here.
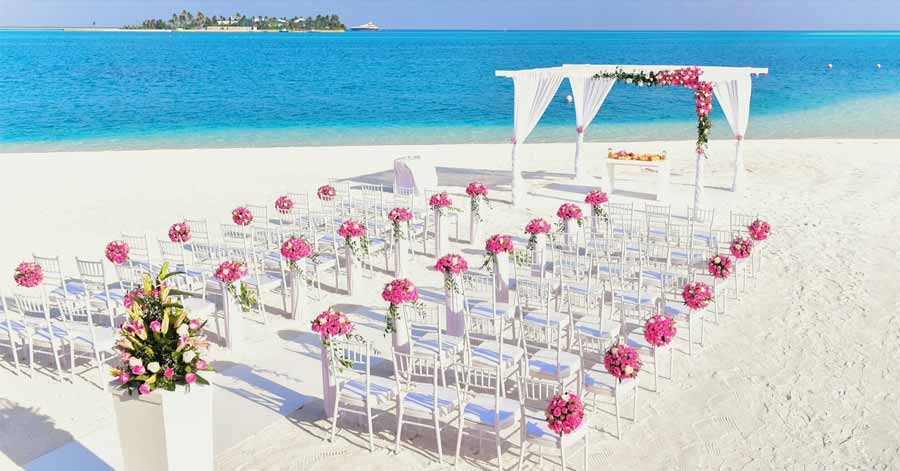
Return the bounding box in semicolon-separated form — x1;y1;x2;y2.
584;189;609;220
338;220;369;260
168;222;191;243
387;207;413;241
435;253;468;294
481;234;514;272
215;260;254;313
644;314;677;347
317;184;336;201
428;192;455;216
707;254;733;279
729;237;753;259
465;182;491;222
14;262;43;288
524;218;552;251
311;307;360;369
604;343;642;380
545;392;585;436
105;240;130;265
556;203;585;227
682;282;713;310
274;195;294;214
748;220;771;241
231;206;253;226
381;278;422;334
281;236;314;275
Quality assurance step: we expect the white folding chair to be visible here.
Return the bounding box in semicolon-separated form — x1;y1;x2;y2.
516;376;589;471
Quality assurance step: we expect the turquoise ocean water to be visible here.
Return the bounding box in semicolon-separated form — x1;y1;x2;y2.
1;30;900;152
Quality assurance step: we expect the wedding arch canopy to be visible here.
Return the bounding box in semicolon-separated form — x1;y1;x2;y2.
495;64;768;208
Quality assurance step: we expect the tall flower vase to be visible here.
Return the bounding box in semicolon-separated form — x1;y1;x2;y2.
345;240;361;296
469;210;481;247
222;283;243;352
391;305;412;354
393;234;409;278
493;252;511;303
289;271;306;321
320;344;336;419
111;379;214;471
445;274;466;337
434;209;448;259
563;219;578;247
590;213;605;234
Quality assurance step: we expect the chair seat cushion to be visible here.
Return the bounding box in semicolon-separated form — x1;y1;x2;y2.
462;394;520;429
68;326;116;350
522;311;569;327
339;375;396;405
241;274;282;292
523;410;589;447
0;318;28;334
583;365;636;397
574;319;620;340
33;324;69;341
528;349;581;381
470;341;525;370
412;333;464;358
467;300;515;319
402;384;460;416
181;298;217;319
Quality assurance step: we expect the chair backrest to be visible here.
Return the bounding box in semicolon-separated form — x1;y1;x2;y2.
158;240;187;267
115;262;146;291
457;362;503;420
730;211;758;235
391;348;440;392
244;203;269;228
184;218;210;245
686;206;716;233
14;291;53;326
75;258;108;293
122;233;153;267
518;375;562;411
329;338;372;383
32;254;67;296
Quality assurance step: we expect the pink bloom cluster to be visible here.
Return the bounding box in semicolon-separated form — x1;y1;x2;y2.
168;222;191;243
231;206;253;226
682;282;713;310
105;240;130;265
485;234;514;254
214;260;247;283
274;195;294;214
317;185;336;201
584;189;608;206
429;192;453;209
435;253;468;275
13;262;43;288
387;207;413;223
556;203;583;221
730;237;754;259
310;308;353;342
653;67;713;117
604;344;642;380
748;220;771;241
465;181;488;197
644;315;677;347
381;278;419;305
524;218;552;234
707;254;733;279
545;392;584;436
280;237;313;261
338;220;366;239
123;284;164;310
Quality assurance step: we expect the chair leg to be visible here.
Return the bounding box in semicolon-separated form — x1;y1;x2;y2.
394;404;405;455
583;432;588;471
50;340;64;382
560;440;566;471
329;396;341;443
633;387;639;423
688;317;694;356
29;340;35;378
653;348;659;393
614;394;621;439
10;334;21;376
454;416;465;466
69;344;77;382
495;429;503;471
434;413;444;464
517;441;527;471
366;401;374;452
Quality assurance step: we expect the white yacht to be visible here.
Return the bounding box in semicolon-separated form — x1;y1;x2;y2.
350;21;380;31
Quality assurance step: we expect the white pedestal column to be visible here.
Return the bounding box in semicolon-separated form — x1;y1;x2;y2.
393;234;409;278
391;305;412;355
469;209;481;247
320;344;336;419
289;271;306;321
562;219;578;247
434;209;448;258
222;284;243;352
111;380;214;471
444;274;465;337
344;239;361;296
493;252;511;303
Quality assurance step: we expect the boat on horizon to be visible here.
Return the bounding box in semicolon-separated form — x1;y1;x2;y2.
350;21;380;31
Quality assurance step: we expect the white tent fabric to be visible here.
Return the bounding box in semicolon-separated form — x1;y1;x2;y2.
510;71;564;206
393;155;437;196
713;77;753;192
571;75;616;180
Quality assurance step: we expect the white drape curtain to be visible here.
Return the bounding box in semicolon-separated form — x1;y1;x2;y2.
713;77;752;192
510;71;564;206
571;75;616;180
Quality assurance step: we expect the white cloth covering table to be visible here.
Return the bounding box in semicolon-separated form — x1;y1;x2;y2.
393;155;437;196
606;159;671;201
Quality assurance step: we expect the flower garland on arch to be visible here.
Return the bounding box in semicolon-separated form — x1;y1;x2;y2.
593;67;713;151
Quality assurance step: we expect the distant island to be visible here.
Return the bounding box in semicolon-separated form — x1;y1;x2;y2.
125;11;345;32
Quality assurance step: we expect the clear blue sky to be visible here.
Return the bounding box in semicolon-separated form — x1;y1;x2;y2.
2;0;899;29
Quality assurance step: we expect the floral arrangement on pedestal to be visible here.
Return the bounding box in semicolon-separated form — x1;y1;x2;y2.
584;189;609;223
214;260;255;312
281;236;315;277
707;254;733;279
730;237;754;259
317;184;336;201
545;392;584;436
14;262;43;288
465;181;491;223
274;195;294;215
168;222;191;243
682;282;713;310
387;207;413;241
231;206;253;226
748;220;771;241
556;203;585;231
338;220;369;261
481;234;514;272
435;253;468;295
105;240;130;265
381;278;424;334
110;263;212;395
524;218;552;251
429;192;456;217
604;343;642;380
644;314;677;347
595;66;713;151
311;307;361;369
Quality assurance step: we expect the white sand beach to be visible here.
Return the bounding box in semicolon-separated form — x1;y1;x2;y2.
1;139;899;470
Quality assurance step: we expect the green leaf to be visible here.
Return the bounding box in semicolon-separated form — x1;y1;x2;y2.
194;374;210;386
158;262;170;282
160;270;187;282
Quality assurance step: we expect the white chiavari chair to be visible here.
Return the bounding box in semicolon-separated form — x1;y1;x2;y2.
158;240;206;298
453;362;521;471
33;254;86;301
623;310;675;394
516;375;589;471
686;205;716;247
402;302;464;377
393;186;428;254
15;291;66;381
424;187;462;252
644;203;672;243
576;330;636;440
660;272;705;356
327;179;354;218
520;312;581;394
184;217;211;246
608;201;636;240
57;296;116;388
0;288;27;375
462;296;524;394
121;233;156;273
731;210;765;275
307;213;341;298
234;249;286;324
75;258;122;327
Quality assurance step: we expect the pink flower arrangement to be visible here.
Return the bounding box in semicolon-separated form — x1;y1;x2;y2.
274;195;294;214
485;234;514;255
682;282;713;310
105;240;129;265
707;254;733;279
338;220;366;239
281;237;313;262
748;219;771;241
123;285;163;310
556;203;584;222
310;307;353;344
525;218;551;235
604;343;642;380
388;207;413;224
730;237;754;259
429;192;453;210
435;253;468;275
584;189;608;206
465;181;488;197
214;260;247;283
317;184;336;201
545;392;584;436
13;262;43;288
644;315;677;347
168;222;191;243
231;206;253;226
466;182;490;221
382;278;421;334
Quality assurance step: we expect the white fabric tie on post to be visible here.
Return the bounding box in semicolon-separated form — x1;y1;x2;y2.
713;77;752;192
511;71;564;206
693;150;705;209
570;75;616;180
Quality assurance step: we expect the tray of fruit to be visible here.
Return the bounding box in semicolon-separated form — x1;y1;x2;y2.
607;149;667;161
